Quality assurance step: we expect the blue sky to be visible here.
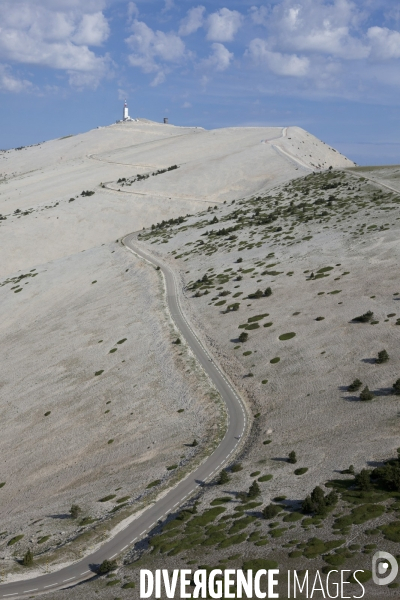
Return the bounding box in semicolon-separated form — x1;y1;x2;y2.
0;0;399;164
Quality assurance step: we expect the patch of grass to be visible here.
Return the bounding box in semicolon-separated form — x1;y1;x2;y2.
147;480;161;489
37;535;51;544
283;512;303;523
250;471;261;477
79;517;96;526
108;439;114;444
381;521;400;542
122;582;136;589
166;465;178;470
219;533;247;548
0;483;5;489
248;313;269;323
44;411;51;416
245;323;260;330
263;322;273;327
258;475;273;482
109;348;117;353
243;351;252;356
7;535;24;546
279;332;296;340
98;495;116;502
231;463;243;472
116;496;130;503
315;316;325;321
177;409;184;413
294;468;309;476
106;579;120;586
328;290;342;294
95;370;104;376
262;379;268;384
214;300;226;306
270;357;280;364
348;571;372;584
211;498;232;505
263;440;271;445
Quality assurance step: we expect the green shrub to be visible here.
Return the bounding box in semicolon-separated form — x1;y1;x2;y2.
353;311;373;323
95;370;104;376
117;338;127;344
238;332;248;343
8;535;24;546
0;482;5;489
348;379;362;392
36;535;51;545
288;451;297;464
315;316;325;321
98;494;116;502
218;470;230;485
250;471;261;477
360;386;374;401
231;463;243;473
393;379;400;395
294;468;308;476
377;349;389;364
122;582;136;589
147;480;161;488
263;322;273;328
258;475;273;482
44;411;51;416
262;504;282;519
98;559;117;574
22;549;33;566
279;332;296;340
167;465;177;471
248;481;261;498
70;504;82;519
270;357;280;364
264;287;272;297
302;487;338;516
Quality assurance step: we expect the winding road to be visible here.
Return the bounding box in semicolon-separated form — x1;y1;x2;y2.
0;235;248;598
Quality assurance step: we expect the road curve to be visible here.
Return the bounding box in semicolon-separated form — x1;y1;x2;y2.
0;235;248;599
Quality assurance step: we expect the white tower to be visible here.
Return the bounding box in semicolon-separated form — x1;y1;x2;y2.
123;100;129;121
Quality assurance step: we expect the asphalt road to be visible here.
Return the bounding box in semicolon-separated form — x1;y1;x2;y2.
0;235;248;599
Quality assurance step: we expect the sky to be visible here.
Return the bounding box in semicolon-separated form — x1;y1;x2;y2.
0;0;399;165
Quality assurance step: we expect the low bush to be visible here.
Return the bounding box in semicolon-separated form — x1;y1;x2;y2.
348;379;362;392
353;311;373;323
98;559;117;574
279;332;296;340
288;451;297;464
377;349;389;364
98;495;116;502
22;549;33;566
360;386;374;401
238;332;248;343
294;468;308;476
393;379;400;395
262;504;282;519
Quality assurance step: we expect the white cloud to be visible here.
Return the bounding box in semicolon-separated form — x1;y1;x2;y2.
162;0;175;13
72;12;109;46
206;8;243;42
0;64;32;92
151;71;166;86
368;26;400;60
127;2;139;23
263;0;369;60
182;101;192;108
0;1;111;88
126;21;185;73
249;6;269;26
202;43;233;71
179;6;205;36
247;39;310;77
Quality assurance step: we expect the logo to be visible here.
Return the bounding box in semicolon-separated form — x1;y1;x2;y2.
372;551;398;586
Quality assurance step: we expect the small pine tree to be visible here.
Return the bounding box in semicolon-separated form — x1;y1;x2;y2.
348;379;362;392
218;470;230;485
288;451;297;464
174;338;181;345
262;503;281;519
98;559;118;575
360;386;374;401
355;469;372;491
393;379;400;395
191;439;198;447
70;504;82;519
264;287;272;297
248;481;261;498
238;332;248;343
377;349;389;364
348;465;355;475
254;289;263;299
22;549;33;567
